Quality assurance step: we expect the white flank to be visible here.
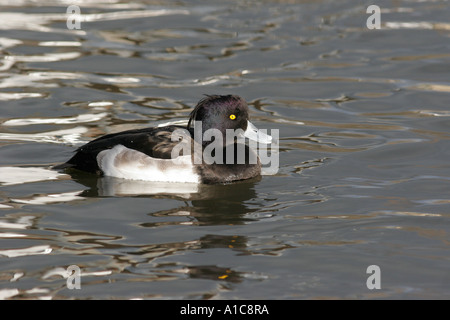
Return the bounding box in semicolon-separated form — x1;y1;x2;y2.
97;145;200;183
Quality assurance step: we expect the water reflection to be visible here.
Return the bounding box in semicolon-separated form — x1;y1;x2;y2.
68;170;261;225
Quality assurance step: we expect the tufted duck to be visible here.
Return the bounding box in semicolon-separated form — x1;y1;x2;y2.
56;95;273;184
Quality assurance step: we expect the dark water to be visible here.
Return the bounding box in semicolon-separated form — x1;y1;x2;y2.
1;0;449;299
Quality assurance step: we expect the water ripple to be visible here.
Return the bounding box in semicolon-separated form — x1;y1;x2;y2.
0;127;88;145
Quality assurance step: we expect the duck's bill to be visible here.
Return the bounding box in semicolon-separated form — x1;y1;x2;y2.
243;121;273;144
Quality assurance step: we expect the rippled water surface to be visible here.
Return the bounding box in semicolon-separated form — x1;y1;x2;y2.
1;0;450;299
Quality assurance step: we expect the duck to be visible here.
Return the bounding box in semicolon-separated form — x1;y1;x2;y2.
56;94;272;184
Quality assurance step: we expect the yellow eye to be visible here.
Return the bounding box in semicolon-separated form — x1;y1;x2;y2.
229;114;236;120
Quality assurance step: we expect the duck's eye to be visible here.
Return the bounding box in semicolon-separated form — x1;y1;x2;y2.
229;114;236;120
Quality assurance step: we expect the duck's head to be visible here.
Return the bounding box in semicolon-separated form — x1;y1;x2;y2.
187;95;272;146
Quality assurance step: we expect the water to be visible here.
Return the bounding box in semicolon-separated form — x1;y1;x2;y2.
0;0;449;300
